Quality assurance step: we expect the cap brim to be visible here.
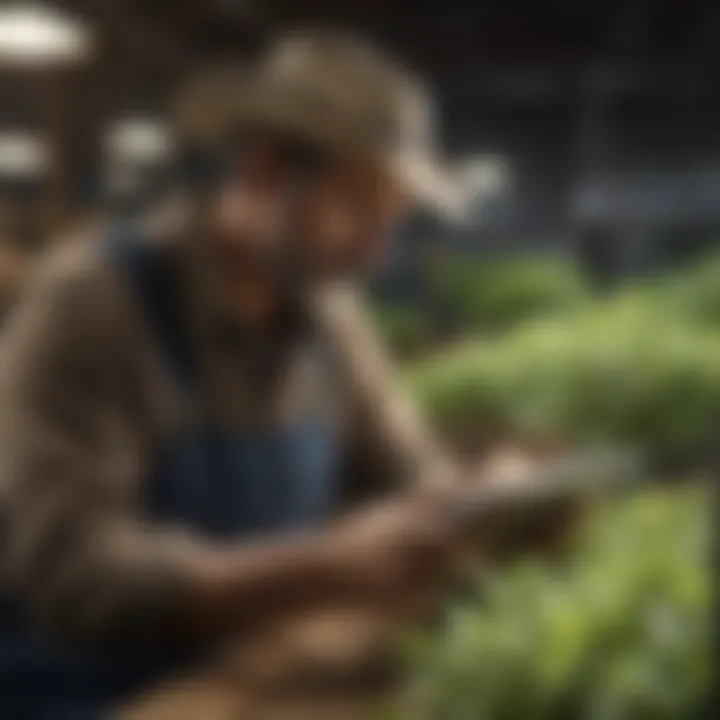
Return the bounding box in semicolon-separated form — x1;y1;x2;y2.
392;153;467;219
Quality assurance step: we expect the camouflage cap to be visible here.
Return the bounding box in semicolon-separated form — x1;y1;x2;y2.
175;29;463;215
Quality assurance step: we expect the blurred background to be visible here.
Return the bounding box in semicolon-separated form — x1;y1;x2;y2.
0;1;718;265
0;1;715;718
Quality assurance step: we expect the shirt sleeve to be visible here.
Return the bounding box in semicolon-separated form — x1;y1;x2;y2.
308;282;457;502
0;245;209;654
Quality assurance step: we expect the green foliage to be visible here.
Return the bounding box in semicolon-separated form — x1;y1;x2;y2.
372;302;432;358
408;302;720;462
433;256;590;334
382;254;715;719
393;486;710;720
644;250;720;327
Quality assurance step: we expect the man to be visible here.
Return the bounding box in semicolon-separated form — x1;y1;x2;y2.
0;31;472;718
0;243;27;324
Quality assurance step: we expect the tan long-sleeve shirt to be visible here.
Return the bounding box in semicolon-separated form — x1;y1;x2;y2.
0;227;452;651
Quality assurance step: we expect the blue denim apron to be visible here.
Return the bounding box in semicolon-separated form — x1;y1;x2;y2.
0;227;339;718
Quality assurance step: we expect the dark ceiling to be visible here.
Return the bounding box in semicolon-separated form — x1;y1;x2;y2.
58;0;718;76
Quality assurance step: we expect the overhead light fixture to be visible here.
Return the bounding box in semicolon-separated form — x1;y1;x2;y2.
0;2;93;67
104;117;176;166
0;130;47;178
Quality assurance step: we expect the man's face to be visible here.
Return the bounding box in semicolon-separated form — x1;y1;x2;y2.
294;156;411;277
210;142;413;284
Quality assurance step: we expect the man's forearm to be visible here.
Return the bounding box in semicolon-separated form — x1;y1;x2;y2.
182;529;360;644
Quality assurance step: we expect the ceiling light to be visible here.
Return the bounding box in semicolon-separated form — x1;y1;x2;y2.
0;130;47;178
0;3;93;67
105;117;175;166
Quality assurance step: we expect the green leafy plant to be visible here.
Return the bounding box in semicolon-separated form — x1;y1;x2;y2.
408;303;720;463
393;486;710;720
646;249;720;327
433;256;590;335
372;301;433;358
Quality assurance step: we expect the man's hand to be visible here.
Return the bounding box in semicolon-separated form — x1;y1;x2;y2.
186;493;461;643
327;495;460;614
461;444;583;559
